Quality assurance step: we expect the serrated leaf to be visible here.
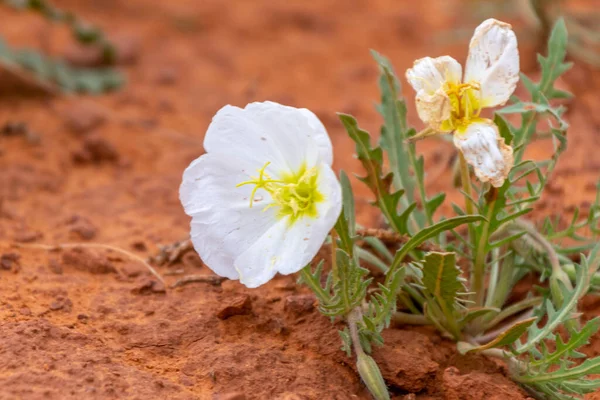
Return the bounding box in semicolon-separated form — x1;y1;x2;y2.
530;317;600;369
421;252;464;312
371;50;414;198
338;113;408;234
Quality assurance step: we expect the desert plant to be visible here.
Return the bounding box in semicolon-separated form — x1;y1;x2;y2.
179;18;600;400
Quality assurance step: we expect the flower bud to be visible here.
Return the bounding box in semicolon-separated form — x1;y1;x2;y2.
356;353;390;400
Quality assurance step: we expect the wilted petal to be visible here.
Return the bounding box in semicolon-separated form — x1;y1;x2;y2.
406;56;462;129
464;19;519;108
454;120;513;187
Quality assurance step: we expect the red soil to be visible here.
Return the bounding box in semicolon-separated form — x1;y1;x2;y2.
1;0;599;399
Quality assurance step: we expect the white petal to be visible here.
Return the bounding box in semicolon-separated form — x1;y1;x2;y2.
297;108;334;166
205;102;332;174
234;163;342;288
464;19;519;108
406;56;462;93
180;153;278;280
406;56;462;129
454;120;513;188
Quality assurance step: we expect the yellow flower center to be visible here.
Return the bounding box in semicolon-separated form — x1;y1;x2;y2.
441;81;482;133
236;162;324;224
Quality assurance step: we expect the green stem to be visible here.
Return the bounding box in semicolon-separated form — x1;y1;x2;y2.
459;153;481;304
473;199;495;308
481;296;543;333
488;254;516;310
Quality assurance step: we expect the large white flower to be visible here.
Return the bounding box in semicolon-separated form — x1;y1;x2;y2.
180;101;342;288
406;18;519;187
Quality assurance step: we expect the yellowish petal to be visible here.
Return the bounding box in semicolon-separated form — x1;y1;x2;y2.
464;19;520;109
406;56;462;130
454;119;513;187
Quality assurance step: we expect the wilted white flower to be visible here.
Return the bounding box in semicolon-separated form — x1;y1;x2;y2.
406;18;519;187
180;102;342;288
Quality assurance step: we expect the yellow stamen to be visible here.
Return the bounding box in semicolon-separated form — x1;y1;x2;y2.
236;161;324;225
441;81;482;132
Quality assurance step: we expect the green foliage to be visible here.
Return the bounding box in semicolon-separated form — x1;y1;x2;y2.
301;17;600;400
338;113;412;235
421;252;465;312
4;0;118;63
0;1;125;94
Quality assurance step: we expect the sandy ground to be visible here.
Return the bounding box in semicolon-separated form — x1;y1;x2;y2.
1;0;600;398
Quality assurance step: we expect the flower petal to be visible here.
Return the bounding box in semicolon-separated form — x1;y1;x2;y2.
298;107;334;166
454;120;513;188
464;19;519;108
234;163;342;288
406;56;462;94
406;56;462;129
204;102;332;176
180;153;278;280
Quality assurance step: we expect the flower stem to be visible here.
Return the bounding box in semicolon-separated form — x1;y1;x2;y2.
473;198;495;308
458;153;480;304
391;311;430;326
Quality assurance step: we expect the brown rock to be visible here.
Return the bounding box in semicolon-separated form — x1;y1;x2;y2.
48;258;63;275
283;294;315;316
72;135;120;164
442;367;528;400
61;248;117;275
1;253;20;270
216;294;252;320
373;329;440;392
131;279;167;295
66;215;98;240
13;230;43;243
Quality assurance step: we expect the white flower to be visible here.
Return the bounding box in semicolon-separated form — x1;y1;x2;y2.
406;18;519;187
180;101;342;288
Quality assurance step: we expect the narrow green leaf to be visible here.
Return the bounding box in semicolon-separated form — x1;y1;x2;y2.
464;317;537;353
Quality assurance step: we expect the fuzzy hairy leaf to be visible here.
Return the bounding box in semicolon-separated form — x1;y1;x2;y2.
421;252;464;312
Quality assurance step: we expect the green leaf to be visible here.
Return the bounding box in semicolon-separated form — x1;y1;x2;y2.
538;18;573;97
386;214;485;284
517;264;588;354
530;317;600;368
338;113;409;234
494;113;514;146
425;193;446;218
421;252;464;312
340;171;355;235
371;50;414;199
463;317;537;353
459;307;501;327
